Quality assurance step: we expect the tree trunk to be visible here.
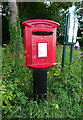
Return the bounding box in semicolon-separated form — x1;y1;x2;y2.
8;1;24;56
8;1;18;28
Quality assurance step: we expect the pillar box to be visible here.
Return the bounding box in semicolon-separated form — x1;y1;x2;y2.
22;19;60;69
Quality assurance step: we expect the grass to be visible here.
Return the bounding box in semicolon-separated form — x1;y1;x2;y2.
2;45;82;119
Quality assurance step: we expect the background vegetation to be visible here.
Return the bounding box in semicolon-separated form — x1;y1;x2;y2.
1;1;83;119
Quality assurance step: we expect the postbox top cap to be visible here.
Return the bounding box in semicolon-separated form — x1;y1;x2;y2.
22;19;60;28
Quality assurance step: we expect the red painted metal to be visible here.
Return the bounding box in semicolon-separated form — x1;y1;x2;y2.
22;19;60;69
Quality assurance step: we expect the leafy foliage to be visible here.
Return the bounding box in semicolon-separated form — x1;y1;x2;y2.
2;45;82;119
2;46;33;118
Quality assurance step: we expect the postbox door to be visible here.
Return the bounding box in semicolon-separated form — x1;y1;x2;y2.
31;28;56;66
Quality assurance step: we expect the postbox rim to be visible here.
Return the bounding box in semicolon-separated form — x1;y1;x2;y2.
22;19;60;28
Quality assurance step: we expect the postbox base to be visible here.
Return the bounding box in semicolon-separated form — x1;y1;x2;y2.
25;63;56;69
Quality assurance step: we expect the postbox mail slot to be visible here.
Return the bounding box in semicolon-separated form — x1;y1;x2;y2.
32;31;53;35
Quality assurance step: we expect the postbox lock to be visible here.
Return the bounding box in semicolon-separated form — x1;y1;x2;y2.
41;37;44;39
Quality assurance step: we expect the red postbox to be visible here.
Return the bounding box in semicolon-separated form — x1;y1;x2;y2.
22;19;60;69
